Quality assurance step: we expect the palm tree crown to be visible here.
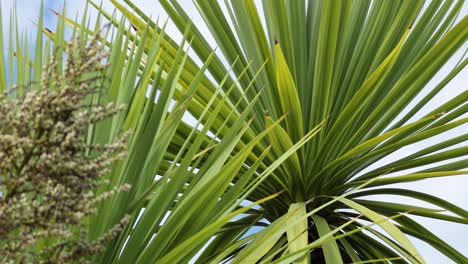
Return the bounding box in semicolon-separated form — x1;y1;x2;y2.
1;0;467;263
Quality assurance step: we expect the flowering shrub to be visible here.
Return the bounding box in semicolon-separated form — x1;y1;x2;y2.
0;34;130;263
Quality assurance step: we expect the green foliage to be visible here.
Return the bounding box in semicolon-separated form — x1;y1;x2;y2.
102;0;467;262
1;0;467;263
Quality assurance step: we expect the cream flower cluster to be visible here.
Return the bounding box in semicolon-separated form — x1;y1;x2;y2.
0;34;130;263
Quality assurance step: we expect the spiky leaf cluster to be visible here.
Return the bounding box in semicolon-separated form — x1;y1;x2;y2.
0;35;130;263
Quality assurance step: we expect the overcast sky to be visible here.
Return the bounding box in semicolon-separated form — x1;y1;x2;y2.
2;1;467;263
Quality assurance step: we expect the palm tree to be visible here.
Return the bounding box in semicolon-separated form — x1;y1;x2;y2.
2;0;467;263
96;0;467;263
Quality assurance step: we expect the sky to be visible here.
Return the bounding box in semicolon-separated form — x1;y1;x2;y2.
1;1;467;263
